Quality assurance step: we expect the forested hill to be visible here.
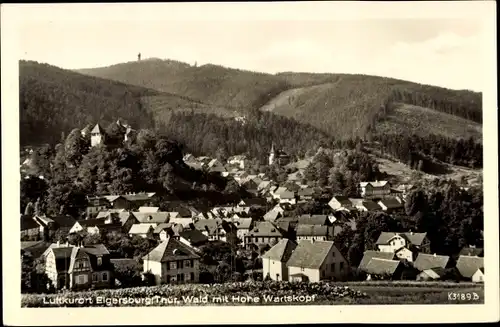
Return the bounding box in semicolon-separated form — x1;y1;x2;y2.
20;60;204;146
76;59;482;140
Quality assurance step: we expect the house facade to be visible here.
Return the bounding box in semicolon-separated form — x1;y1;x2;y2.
360;181;391;198
142;238;201;285
43;243;112;290
262;239;297;281
244;221;285;249
286;240;349;282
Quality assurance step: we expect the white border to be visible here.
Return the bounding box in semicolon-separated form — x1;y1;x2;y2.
2;2;498;325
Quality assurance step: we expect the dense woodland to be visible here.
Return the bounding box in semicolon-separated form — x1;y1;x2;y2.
335;183;484;266
20;125;243;217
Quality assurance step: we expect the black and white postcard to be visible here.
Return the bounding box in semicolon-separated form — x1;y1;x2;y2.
2;1;498;325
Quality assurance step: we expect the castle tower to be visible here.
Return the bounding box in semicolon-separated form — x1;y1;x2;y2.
269;143;275;166
90;123;104;147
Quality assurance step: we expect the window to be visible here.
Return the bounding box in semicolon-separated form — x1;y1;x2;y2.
102;272;108;281
97;256;102;266
76;274;88;285
340;262;344;271
166;275;171;284
331;263;335;272
170;262;177;270
185;273;191;281
190;272;194;281
92;273;98;282
332;251;335;257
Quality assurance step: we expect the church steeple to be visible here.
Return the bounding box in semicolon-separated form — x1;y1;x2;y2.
269;143;276;165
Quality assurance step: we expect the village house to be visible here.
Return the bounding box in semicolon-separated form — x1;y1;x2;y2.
142;237;201;285
375;232;431;255
262;239;297;281
297;187;315;201
278;191;297;205
207;159;227;174
68;218;121;235
103;195;132;210
263;205;285;222
176;229;209;248
227;155;247;169
42;243;112;290
33;214;77;240
21;240;51;260
122;192;158;209
286;240;349;282
456;255;484;280
360;181;391;198
358;251;397;272
86;197;110;216
128;223;156;238
377;197;404;213
295;225;331;242
363;258;404;280
297;214;334;226
459;246;484;257
223;218;253;245
349;198;381;212
245;221;285;249
21;215;41;240
132;212;169;225
328;196;354;211
417;267;447;281
269;144;291;166
413;253;451;272
193;218;234;242
154;223;174;240
472;267;485;283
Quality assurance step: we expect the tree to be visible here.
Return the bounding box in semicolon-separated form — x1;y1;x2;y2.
64;129;88;166
404;190;428;216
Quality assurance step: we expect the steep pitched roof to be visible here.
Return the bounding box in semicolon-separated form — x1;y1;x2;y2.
414;253;450;271
153;222;174;234
138;206;160;213
21;215;39;231
358;251;396;270
21;241;51;258
224;218;252;230
296;224;329;237
247;221;284;237
262;239;297;262
128;223;156;234
286;241;335;269
378;197;403;209
142;237;200;262
123;193;155;202
360;201;381;211
329;196;352;207
298;214;329;226
420;267;447;279
50;215;77;228
375;232;427;246
456;255;484;278
91;123;104;134
263;209;282;222
279;191;296;199
364;258;401;276
178;229;209;245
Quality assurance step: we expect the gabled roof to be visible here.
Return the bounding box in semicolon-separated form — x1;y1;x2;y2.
223;218;252;230
360;201;381;211
262;239;297;262
132;212;169;224
279;191;296;199
123;193;156;202
178;229;209;245
77;218;108;228
247;221;284;237
456;255;484;278
138;206;160;213
296;224;329;237
21;215;40;231
297;214;329;226
50;215;78;228
375;232;427;246
21;241;51;258
378;197;403;209
193;218;228;235
420;267;447;279
297;188;314;197
153;222;174;234
459;247;484;257
414;253;450;271
361;181;389;188
286;241;336;269
169;217;194;227
142;237;200;262
358;250;396;271
128;223;156;234
91;123;104;134
263;209;282;222
103;195;124;203
364;258;401;276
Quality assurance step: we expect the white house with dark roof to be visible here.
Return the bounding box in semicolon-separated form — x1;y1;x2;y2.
142;238;201;285
128;223;156;238
286;240;348;282
377;197;404;212
376;232;430;254
328;196;353;211
296;225;331;242
360;181;391;198
472;267;484;283
262;239;297;281
245;221;285;248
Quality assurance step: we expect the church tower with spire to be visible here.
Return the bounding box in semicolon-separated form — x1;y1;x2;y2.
269;143;276;166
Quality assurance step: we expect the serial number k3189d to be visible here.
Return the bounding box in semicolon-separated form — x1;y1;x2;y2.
447;292;481;302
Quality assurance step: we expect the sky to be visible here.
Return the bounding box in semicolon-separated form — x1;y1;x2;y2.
10;2;494;91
